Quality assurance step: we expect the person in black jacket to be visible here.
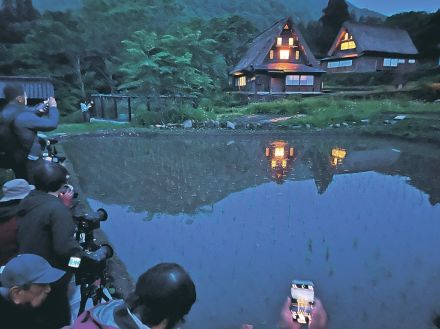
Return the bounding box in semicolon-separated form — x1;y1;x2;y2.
16;161;112;327
16;161;80;327
0;84;59;182
16;162;81;269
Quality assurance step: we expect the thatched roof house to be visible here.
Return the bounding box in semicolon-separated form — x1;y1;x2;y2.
230;17;325;94
321;22;419;73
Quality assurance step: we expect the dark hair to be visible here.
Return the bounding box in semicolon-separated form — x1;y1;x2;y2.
3;84;25;102
33;161;68;192
126;263;196;329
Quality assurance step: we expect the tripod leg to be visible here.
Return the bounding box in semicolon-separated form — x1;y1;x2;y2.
78;284;90;317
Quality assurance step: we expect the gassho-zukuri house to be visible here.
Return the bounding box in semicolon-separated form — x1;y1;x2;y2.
230;18;325;94
321;22;419;73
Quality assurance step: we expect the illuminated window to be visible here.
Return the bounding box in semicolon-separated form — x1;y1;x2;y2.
270;50;274;60
295;50;300;60
284;24;289;30
340;32;356;50
286;75;314;86
327;60;352;68
383;58;398;67
274;147;285;157
280;49;290;59
408;59;416;64
398;59;405;64
235;76;246;87
286;75;300;86
289;38;294;46
341;40;356;50
276;37;283;46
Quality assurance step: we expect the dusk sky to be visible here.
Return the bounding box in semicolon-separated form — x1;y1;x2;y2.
349;0;439;15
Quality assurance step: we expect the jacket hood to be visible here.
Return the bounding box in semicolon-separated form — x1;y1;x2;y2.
17;190;60;217
91;300;150;329
0;200;20;222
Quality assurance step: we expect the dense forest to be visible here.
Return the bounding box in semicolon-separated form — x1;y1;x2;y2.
0;0;439;118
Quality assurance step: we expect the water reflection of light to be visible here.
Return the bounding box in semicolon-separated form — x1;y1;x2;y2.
265;141;295;183
331;147;347;167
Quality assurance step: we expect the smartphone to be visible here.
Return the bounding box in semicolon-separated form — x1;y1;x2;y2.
290;280;315;324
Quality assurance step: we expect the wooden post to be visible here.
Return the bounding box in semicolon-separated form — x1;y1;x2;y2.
100;96;104;118
128;97;132;122
113;97;118;120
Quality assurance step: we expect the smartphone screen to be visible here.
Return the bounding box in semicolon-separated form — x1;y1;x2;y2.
290;280;314;324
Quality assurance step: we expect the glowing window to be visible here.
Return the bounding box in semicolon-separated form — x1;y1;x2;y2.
383;58;398;67
344;32;349;41
341;40;356;50
408;59;416;64
289;38;294;46
328;60;352;68
276;37;283;46
280;50;290;59
286;75;313;86
286;75;300;86
274;147;285;157
295;50;300;60
270;50;274;59
235;76;246;87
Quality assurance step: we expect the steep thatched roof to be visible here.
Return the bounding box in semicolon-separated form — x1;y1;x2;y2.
328;22;419;57
230;17;321;75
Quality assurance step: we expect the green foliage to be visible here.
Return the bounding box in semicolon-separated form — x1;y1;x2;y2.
216;97;438;128
134;104;214;126
386;10;440;59
118;29;216;95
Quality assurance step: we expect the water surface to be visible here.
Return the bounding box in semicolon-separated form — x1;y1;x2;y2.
63;134;440;329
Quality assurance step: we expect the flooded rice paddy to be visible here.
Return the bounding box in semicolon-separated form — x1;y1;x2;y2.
63;133;440;329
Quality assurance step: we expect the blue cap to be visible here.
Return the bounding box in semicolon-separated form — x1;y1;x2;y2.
0;254;65;288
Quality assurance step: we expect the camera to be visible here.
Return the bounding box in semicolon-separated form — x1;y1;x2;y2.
73;208;108;243
290;280;315;324
39;137;66;164
70;207;112;301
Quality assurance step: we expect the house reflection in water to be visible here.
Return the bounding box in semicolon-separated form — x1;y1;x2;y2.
330;147;347;167
265;140;295;184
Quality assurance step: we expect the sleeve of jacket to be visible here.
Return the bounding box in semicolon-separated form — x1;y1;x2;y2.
50;202;82;263
15;106;59;132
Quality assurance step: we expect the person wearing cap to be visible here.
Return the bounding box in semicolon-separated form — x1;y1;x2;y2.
0;179;35;265
0;84;59;182
0;254;66;329
70;263;196;329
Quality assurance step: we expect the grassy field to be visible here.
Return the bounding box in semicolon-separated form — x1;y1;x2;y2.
51;67;440;143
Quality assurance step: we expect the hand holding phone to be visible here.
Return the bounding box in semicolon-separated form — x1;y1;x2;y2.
290;280;315;325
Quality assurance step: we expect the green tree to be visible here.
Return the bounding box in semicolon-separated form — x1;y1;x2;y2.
118;29;215;95
319;0;351;54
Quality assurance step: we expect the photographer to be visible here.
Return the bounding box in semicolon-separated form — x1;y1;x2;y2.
0;84;59;183
0;254;66;329
70;263;196;329
16;161;112;327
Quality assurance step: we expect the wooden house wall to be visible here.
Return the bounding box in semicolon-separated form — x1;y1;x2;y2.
324;56;418;73
233;73;322;93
